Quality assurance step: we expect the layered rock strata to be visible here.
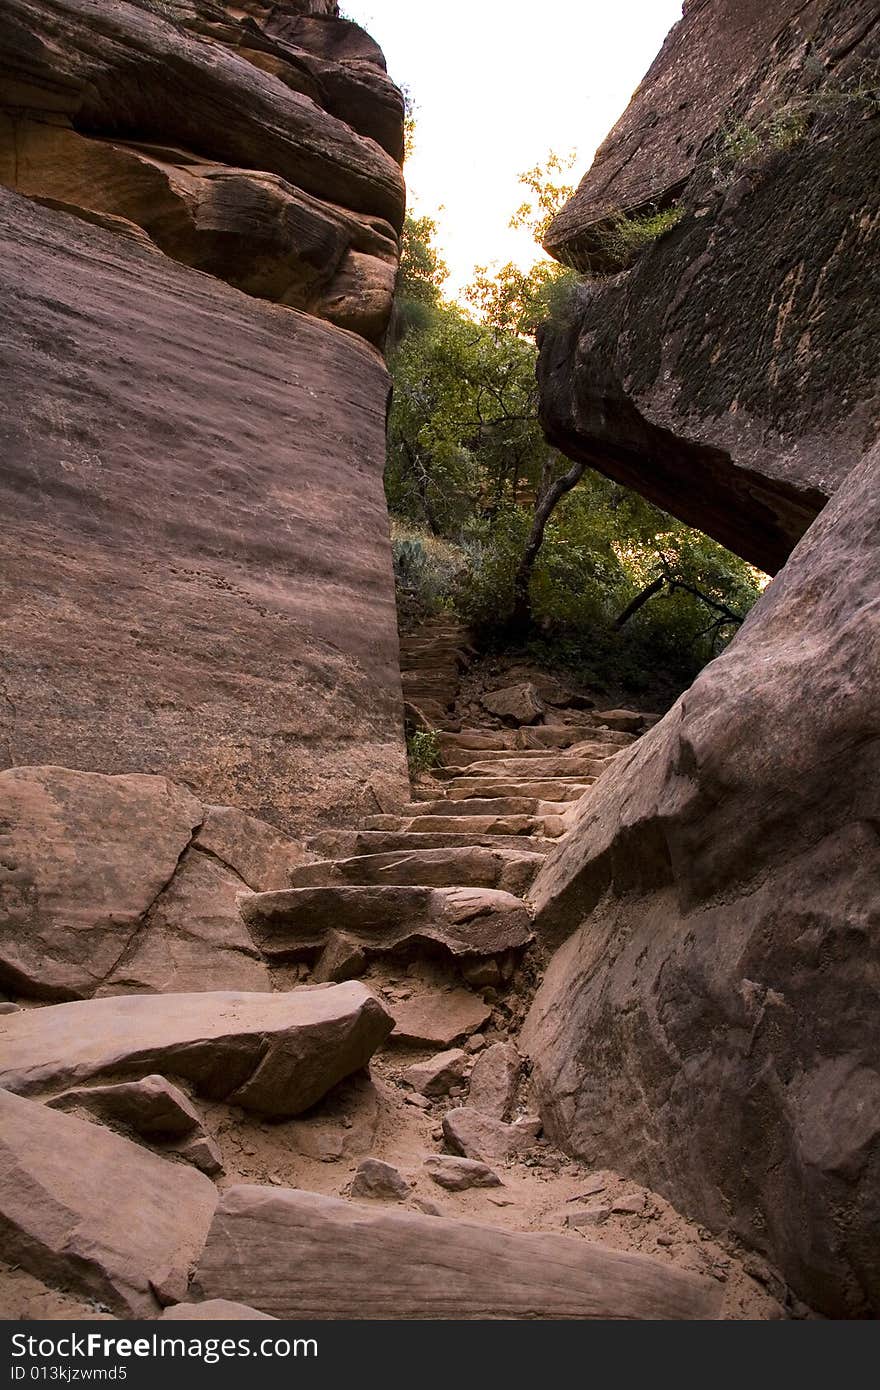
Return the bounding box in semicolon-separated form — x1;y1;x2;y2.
0;1;408;834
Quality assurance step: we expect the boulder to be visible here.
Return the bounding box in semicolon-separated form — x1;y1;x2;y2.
391;994;492;1049
349;1159;410;1201
522;449;880;1316
539;0;879;572
47;1075;204;1139
545;0;798;266
481;683;545;726
0;766;280;1001
240;885;532;964
0;1090;217;1317
0;768;208;1000
403;1049;468;1098
0;985;393;1118
101;847;270;998
311;931;368;985
194;806;316;892
192;1185;721;1319
467;1043;521;1121
423;1156;502;1192
442;1109;541;1164
47;1074;222;1176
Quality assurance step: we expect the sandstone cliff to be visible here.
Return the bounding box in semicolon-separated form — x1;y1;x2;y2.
0;0;409;835
539;0;879;573
528;0;880;1316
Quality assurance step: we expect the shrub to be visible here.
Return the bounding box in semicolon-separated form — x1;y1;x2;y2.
391;526;464;622
592;206;684;271
407;729;442;774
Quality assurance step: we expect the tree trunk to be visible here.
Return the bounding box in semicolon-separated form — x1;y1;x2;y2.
510;459;586;631
614;575;666;628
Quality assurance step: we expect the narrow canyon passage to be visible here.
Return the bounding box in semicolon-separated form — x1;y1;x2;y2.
0;0;877;1330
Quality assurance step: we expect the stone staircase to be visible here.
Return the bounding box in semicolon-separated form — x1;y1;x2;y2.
0;617;784;1321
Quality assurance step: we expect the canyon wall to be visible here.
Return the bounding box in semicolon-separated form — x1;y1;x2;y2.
0;0;408;835
528;0;880;1315
539;0;879;573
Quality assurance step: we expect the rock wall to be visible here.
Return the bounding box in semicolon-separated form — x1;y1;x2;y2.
527;0;880;1316
538;0;879;573
0;1;409;835
523;445;880;1316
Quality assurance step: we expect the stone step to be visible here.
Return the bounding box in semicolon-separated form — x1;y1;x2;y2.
402;797;544;818
290;846;545;894
440;755;613;780
446;778;593;801
515;725;637;749
362;814;541;837
438;730;518;752
239;885;533;969
435;745;615;769
306;830;555;857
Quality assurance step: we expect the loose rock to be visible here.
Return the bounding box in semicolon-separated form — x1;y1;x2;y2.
403;1049;468;1098
349;1159;410;1201
0;985;393;1118
423;1156;502;1192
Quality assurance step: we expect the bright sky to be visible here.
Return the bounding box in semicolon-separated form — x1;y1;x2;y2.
343;0;684;294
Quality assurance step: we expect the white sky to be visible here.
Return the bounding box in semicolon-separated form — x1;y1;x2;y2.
343;0;684;293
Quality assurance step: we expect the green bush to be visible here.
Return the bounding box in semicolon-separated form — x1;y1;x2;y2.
391;526;464;620
592;206;684;271
407;729;442;774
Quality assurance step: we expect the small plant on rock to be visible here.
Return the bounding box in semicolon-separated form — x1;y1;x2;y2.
407;729;442;775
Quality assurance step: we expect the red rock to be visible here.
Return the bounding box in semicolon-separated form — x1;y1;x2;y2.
0;1090;217;1317
192;1185;722;1319
391;993;491;1048
0;984;393;1118
523;449;880;1316
0;189;407;840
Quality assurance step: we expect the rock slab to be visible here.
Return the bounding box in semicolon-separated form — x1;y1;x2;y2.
0;1090;217;1317
193;1185;722;1319
0;985;393;1118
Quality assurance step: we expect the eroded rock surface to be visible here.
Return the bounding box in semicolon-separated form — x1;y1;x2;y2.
0;767;312;1000
522;449;880;1316
193;1185;722;1319
539;0;880;571
0;0;408;839
0;0;404;341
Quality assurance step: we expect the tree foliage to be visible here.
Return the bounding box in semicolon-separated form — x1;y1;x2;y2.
386;159;763;693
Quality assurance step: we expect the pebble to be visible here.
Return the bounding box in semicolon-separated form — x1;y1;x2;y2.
656;1233;675;1247
404;1093;431;1110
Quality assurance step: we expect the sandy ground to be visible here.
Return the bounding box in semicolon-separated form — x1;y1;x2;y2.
0;1008;789;1323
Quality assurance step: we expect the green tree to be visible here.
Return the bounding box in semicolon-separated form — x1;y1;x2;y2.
509;149;578;243
385;150;762;684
